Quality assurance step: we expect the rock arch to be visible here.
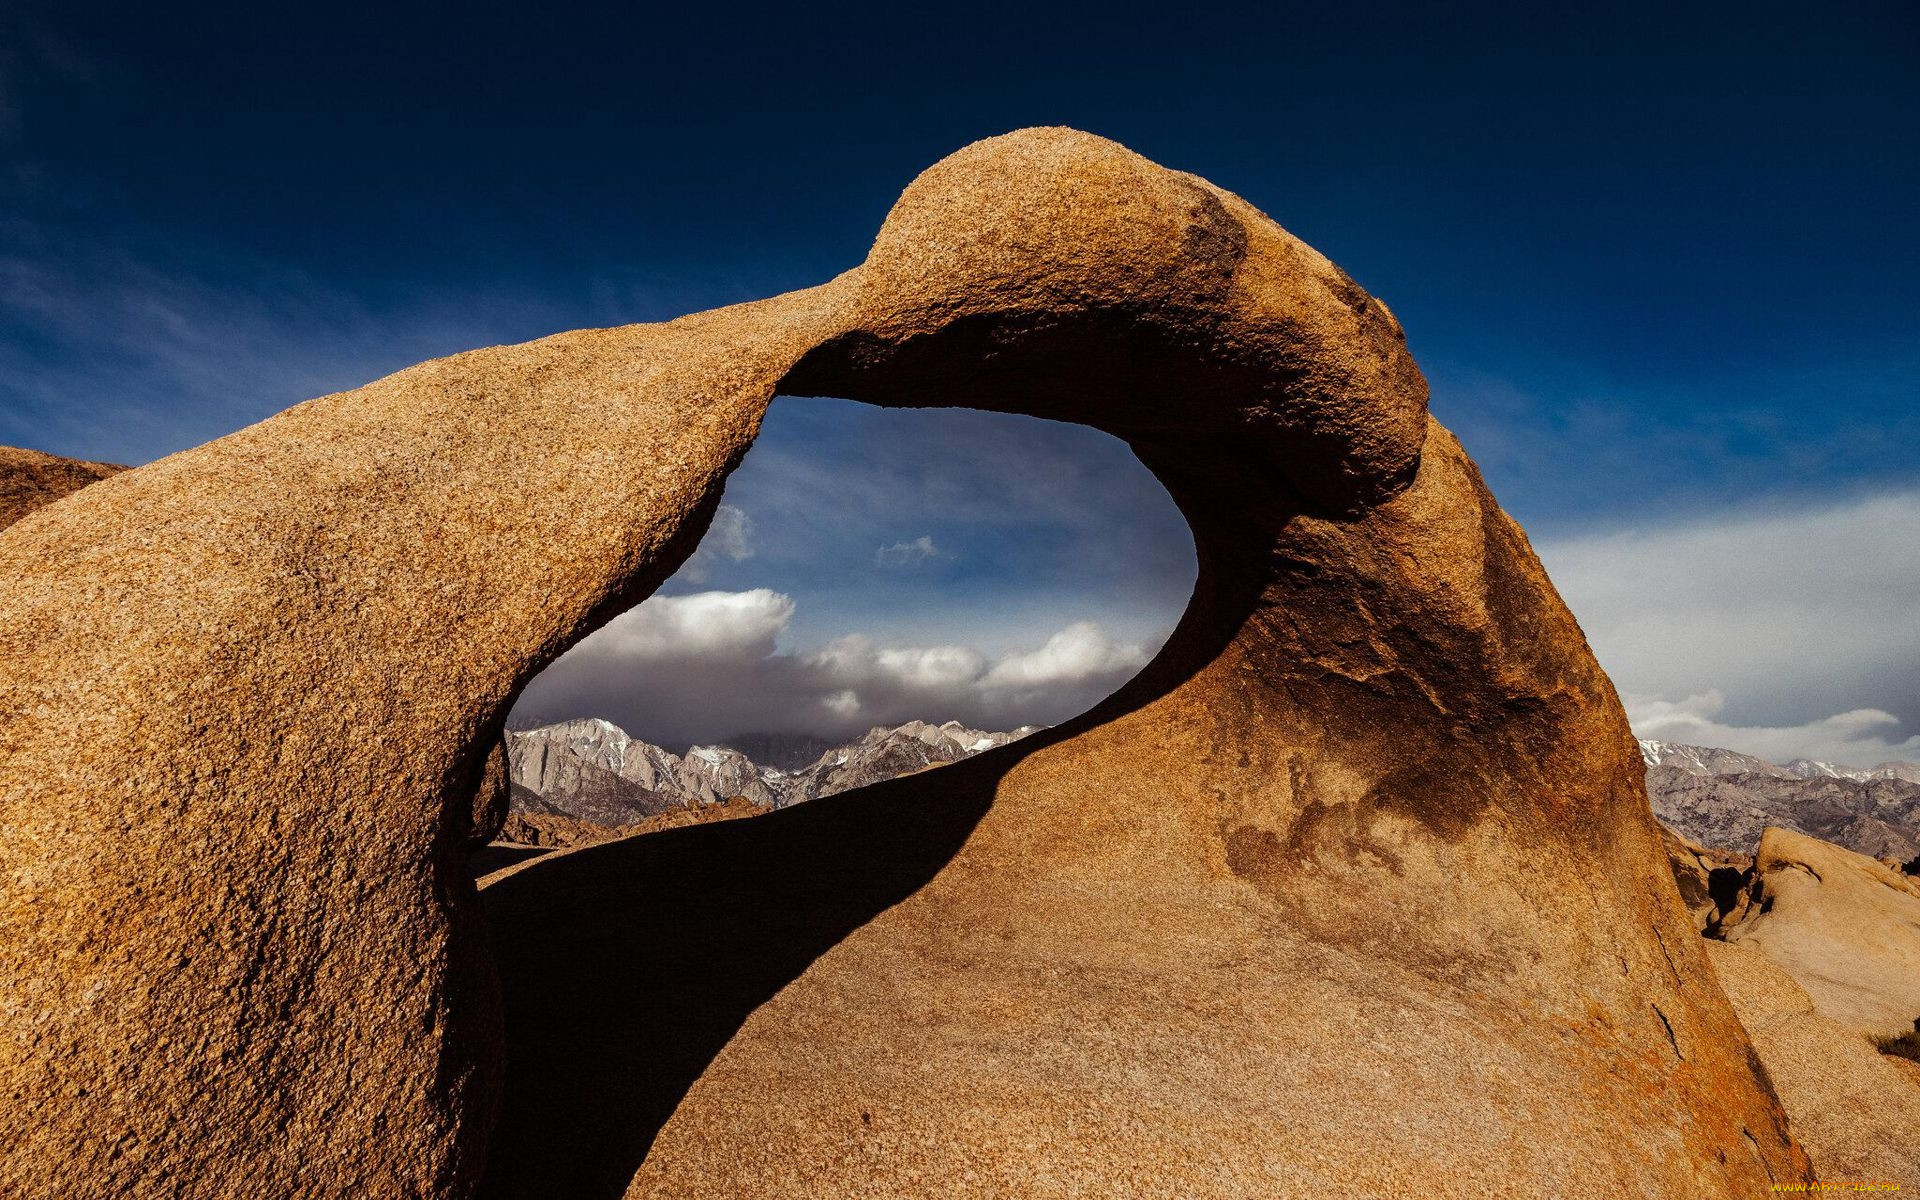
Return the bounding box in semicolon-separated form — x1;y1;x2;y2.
0;129;1807;1196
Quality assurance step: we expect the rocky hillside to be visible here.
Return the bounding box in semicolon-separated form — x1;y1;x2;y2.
503;718;1040;844
1642;740;1920;862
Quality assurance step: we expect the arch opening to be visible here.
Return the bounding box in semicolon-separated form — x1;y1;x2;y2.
494;393;1197;833
471;390;1253;1198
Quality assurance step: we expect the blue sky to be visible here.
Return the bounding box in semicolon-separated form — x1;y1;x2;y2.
4;2;1916;759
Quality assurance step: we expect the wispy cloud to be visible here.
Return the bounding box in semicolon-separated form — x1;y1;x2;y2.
875;534;940;566
0;220;567;464
1432;345;1920;545
678;504;753;583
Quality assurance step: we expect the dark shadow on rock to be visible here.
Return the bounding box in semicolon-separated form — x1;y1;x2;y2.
1708;865;1750;917
475;761;1000;1199
469;843;554;879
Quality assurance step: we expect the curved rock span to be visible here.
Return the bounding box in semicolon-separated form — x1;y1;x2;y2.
0;130;1810;1195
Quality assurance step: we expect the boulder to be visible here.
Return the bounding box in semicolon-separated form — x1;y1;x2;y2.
1660;822;1753;930
1715;826;1920;1036
1;128;1806;1197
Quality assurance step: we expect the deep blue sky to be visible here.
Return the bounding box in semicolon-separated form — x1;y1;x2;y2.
4;1;1917;758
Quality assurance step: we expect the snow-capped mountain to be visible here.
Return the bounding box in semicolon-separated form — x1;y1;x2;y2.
1780;757;1920;784
1638;739;1920;785
504;718;1041;839
779;719;1042;805
1636;740;1794;779
507;717;783;812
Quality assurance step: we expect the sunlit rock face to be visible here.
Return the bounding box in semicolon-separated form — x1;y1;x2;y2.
1705;936;1920;1182
0;129;1809;1198
1714;827;1920;1037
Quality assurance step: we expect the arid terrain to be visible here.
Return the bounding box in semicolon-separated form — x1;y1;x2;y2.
2;128;1913;1198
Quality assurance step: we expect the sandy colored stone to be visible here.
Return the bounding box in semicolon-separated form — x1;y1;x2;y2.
0;446;124;531
1704;939;1920;1184
2;128;1806;1197
1716;826;1920;1036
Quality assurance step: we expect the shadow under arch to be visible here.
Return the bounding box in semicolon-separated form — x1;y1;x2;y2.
475;412;1277;1199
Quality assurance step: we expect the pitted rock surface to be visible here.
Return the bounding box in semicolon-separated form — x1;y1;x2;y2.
1;129;1806;1197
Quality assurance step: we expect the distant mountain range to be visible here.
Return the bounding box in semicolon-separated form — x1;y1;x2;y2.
503;718;1040;846
498;724;1920;865
1641;739;1920;863
1640;738;1920;784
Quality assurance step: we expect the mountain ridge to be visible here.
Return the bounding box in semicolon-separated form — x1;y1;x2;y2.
503;728;1920;862
504;717;1041;844
1640;738;1920;784
1641;740;1920;862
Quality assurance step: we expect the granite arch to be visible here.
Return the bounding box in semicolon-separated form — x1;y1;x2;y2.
0;128;1807;1197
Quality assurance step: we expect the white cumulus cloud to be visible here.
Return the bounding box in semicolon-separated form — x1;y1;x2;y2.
512;589;1158;747
981;621;1150;689
553;588;791;661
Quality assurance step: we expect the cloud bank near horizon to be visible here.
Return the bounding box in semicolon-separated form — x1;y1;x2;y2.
1623;692;1920;769
1540;490;1920;768
510;588;1158;748
512;485;1920;766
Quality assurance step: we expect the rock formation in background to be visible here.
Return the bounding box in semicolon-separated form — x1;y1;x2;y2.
0;128;1809;1197
1645;822;1920;1179
1713;827;1920;1037
1660;824;1754;931
0;446;124;531
1645;740;1920;861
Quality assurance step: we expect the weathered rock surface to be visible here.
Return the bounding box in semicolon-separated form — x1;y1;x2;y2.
2;128;1806;1196
0;446;124;531
1715;826;1920;1037
1704;939;1920;1184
